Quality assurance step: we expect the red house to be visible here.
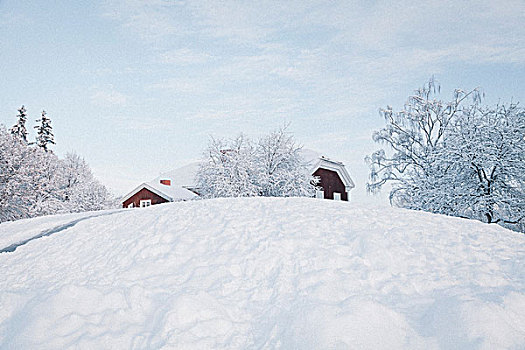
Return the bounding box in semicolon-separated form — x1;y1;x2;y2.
310;157;354;201
121;178;197;208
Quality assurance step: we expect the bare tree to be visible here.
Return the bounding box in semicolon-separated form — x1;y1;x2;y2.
196;127;317;199
367;79;524;232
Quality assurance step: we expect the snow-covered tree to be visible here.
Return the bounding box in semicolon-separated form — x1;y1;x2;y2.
10;105;29;143
196;135;259;198
27;149;65;217
0;125;113;223
35;110;55;152
56;153;111;212
0;125;35;221
256;127;318;197
367;79;524;232
196;128;317;199
366;79;480;199
444;103;525;232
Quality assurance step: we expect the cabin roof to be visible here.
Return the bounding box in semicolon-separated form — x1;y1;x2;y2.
121;181;197;203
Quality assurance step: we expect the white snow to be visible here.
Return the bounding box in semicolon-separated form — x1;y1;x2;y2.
0;208;120;251
0;197;524;349
143;181;197;201
155;162;201;188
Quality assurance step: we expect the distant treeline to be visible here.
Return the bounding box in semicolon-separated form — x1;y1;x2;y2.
0;106;113;223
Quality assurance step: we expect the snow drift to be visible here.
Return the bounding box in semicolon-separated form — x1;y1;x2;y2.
0;198;524;349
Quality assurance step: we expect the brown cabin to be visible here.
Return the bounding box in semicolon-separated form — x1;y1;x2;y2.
122;187;170;208
121;180;197;208
311;157;354;201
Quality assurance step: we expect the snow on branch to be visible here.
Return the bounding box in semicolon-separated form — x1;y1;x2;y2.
366;78;524;233
196;127;318;199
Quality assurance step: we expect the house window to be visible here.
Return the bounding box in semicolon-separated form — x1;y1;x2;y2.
127;203;134;208
140;200;152;208
334;192;341;201
315;190;324;199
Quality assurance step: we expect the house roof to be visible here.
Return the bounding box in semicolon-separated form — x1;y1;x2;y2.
147;179;198;201
154;162;200;187
121;180;197;204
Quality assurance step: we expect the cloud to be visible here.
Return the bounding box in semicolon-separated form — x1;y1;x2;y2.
112;115;179;131
90;89;128;107
159;48;213;65
147;78;208;94
101;0;525;69
98;0;525;135
100;0;191;40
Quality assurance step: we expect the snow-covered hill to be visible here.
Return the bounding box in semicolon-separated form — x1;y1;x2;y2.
0;198;524;349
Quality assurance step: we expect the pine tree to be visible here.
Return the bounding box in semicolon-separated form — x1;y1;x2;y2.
34;110;55;152
10;105;29;143
1;125;113;223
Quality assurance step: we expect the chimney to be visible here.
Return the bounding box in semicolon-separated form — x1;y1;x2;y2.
160;179;171;186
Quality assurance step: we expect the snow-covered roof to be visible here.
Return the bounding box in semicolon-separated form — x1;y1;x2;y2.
146;180;197;201
121;179;197;204
154;162;200;188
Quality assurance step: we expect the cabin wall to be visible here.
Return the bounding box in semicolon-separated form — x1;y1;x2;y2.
313;168;348;201
122;188;169;208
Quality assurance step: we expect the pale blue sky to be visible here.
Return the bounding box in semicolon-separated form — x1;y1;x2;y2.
1;0;524;203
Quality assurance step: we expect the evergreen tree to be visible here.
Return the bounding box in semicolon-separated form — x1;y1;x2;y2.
34;110;55;152
10;105;29;143
1;125;113;223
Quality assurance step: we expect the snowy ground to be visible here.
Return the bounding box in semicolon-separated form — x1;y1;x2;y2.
0;197;524;349
0;209;121;253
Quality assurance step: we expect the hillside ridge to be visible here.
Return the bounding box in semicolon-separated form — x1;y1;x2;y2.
0;197;524;349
